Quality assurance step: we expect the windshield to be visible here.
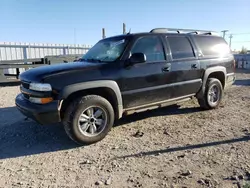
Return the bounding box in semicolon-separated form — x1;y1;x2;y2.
81;37;128;63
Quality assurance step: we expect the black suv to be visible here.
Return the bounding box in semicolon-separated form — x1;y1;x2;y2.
15;28;236;145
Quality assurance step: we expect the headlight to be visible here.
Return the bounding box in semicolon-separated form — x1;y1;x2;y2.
29;83;52;91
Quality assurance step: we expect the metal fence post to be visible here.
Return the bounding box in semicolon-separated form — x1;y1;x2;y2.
63;47;67;55
23;47;27;64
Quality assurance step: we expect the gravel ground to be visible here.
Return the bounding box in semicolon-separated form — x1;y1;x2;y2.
0;69;250;188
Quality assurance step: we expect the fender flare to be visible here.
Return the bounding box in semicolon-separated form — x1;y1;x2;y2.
197;66;226;98
59;80;123;118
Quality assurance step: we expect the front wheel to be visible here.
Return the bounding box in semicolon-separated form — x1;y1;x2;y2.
198;78;223;110
63;95;115;145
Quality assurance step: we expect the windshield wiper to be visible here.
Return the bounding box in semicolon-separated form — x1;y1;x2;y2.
84;58;103;63
90;58;102;62
79;58;87;62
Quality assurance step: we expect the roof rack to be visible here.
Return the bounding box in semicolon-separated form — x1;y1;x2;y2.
150;28;219;36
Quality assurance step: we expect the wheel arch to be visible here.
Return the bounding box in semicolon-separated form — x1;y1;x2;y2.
197;66;226;98
59;80;123;120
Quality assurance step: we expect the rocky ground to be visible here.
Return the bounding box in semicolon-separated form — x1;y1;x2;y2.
0;69;250;188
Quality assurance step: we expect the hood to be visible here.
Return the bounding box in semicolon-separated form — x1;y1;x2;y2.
19;61;103;82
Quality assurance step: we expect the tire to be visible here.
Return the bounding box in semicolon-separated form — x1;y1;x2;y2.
62;95;115;145
198;78;223;110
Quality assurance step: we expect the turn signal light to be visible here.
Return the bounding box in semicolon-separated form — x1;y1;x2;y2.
41;97;53;104
29;97;53;104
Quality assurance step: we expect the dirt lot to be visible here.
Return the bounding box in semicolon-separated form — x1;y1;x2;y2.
0;69;250;188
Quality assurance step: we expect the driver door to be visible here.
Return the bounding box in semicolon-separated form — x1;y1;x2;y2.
120;35;172;109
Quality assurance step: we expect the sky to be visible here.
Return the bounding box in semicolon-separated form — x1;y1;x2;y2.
0;0;250;51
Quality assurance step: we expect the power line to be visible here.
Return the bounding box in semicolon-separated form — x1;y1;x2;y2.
226;32;250;35
231;41;250;43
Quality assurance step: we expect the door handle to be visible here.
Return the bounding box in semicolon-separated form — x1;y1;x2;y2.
191;64;198;69
162;63;171;72
162;66;170;72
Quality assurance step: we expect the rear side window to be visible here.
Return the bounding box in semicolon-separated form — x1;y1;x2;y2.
194;36;231;57
167;36;195;59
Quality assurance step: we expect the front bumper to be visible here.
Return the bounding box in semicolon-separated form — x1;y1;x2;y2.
15;93;61;125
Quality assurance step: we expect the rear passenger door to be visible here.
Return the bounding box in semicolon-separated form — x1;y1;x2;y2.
164;35;203;98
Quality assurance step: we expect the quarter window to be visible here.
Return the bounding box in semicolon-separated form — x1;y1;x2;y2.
167;36;195;59
131;36;165;62
194;36;231;57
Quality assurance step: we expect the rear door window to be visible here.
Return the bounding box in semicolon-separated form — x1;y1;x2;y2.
194;36;231;57
167;36;195;60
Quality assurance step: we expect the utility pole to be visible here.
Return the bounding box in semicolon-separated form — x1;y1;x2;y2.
221;30;229;39
123;23;126;34
229;34;233;49
74;28;76;45
102;28;106;39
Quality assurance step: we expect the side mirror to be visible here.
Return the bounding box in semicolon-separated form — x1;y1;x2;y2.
129;53;146;64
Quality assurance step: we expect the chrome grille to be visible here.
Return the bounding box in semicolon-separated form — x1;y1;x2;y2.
21;81;30;89
23;93;29;99
20;81;30;100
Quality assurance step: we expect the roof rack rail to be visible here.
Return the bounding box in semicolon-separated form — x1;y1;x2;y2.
188;31;200;34
150;28;219;35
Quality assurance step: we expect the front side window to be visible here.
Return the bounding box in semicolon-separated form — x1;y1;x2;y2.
131;36;165;62
82;37;128;63
167;36;195;60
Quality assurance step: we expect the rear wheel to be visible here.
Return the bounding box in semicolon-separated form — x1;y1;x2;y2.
198;78;223;110
63;95;114;145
